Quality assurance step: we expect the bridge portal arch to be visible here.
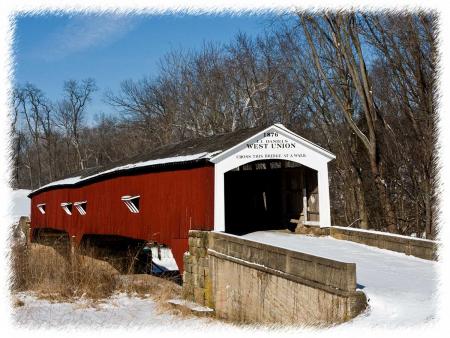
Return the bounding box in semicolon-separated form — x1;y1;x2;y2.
210;124;335;232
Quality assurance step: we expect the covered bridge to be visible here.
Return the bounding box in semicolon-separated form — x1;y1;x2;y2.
28;124;335;271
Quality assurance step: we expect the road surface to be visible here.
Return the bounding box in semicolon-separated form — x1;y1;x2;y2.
242;231;438;327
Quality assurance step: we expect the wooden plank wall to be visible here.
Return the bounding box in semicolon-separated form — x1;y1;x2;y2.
30;165;215;271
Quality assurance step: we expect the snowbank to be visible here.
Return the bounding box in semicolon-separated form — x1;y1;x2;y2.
9;189;31;221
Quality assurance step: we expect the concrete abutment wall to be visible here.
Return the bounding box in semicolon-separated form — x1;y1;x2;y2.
183;230;367;325
293;225;438;261
330;226;438;261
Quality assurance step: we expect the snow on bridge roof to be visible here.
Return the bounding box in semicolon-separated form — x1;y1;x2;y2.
29;125;267;196
29;124;333;197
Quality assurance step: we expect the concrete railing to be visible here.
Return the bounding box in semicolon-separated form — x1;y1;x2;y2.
208;231;357;293
183;230;367;325
330;226;438;261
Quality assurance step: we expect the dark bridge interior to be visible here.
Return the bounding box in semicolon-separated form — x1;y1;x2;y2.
224;160;318;235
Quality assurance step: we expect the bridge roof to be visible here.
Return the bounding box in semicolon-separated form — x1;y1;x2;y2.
29;124;334;197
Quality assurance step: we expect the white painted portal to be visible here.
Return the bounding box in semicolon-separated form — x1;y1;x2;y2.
210;124;335;232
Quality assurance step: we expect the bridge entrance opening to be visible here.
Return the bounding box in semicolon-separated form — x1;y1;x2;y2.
224;160;319;235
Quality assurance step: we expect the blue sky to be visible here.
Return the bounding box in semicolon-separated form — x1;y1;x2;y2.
13;14;278;123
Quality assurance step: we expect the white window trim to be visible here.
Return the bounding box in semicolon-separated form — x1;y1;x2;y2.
60;202;73;215
37;203;46;214
121;195;140;214
74;201;87;215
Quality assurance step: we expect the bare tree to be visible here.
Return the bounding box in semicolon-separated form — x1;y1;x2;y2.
14;85;46;187
361;14;437;237
300;13;398;233
56;79;97;170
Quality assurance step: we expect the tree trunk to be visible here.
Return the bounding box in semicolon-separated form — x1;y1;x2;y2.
75;143;85;170
355;173;369;229
35;140;42;187
424;178;434;239
369;150;397;232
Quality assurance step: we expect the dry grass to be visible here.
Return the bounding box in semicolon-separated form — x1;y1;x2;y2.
11;241;119;300
10;239;183;309
116;274;180;296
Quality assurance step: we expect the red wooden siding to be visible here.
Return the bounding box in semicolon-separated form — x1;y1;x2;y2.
30;165;215;271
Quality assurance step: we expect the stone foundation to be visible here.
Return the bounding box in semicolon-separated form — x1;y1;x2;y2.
182;230;213;307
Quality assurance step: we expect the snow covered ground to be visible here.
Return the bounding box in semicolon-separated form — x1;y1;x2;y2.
12;292;228;329
11;231;438;329
8;187;438;328
9;189;31;221
242;231;438;328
